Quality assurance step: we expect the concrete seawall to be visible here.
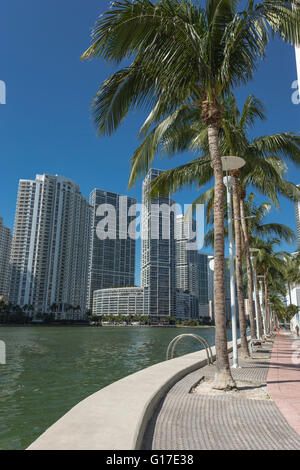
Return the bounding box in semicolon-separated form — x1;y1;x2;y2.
27;338;242;450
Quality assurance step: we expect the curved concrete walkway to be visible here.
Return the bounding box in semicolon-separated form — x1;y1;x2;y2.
144;337;300;450
267;332;300;436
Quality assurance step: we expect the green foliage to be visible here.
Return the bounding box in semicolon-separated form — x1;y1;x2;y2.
286;303;299;320
83;0;300;186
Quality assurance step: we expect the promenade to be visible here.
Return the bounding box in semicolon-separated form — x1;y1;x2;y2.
143;332;300;450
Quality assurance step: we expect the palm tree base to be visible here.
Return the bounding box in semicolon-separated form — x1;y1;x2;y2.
213;370;236;391
240;351;250;359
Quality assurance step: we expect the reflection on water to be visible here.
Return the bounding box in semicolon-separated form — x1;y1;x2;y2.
0;326;230;450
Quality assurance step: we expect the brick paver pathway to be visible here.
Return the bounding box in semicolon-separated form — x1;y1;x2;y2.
267;332;300;436
143;336;300;450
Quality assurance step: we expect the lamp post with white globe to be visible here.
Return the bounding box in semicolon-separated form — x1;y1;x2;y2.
222;156;245;368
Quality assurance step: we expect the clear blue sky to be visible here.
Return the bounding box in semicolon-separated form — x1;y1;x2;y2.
1;0;300;284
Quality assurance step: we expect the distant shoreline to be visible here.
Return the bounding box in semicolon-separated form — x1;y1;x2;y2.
0;323;215;328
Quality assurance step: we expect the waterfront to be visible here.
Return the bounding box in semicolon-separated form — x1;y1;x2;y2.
0;326;230;450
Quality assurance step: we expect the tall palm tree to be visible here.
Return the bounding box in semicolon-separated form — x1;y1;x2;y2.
83;0;300;389
140;94;300;351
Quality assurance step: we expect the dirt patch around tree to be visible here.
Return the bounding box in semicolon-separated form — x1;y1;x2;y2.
191;377;271;401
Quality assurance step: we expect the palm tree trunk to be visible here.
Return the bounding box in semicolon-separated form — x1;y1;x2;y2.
240;198;257;339
263;274;270;332
207;124;235;390
232;176;249;358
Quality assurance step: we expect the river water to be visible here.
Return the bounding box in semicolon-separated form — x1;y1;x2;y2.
0;325;230;450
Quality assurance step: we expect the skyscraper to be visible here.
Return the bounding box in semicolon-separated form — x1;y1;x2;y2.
295;194;300;247
0;217;12;298
175;215;208;302
87;189;136;311
141;169;176;318
175;214;209;318
10;174;91;316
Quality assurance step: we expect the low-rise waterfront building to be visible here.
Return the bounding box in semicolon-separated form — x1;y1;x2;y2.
93;286;149;317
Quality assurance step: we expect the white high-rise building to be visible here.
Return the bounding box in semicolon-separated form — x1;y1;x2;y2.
141;169;176;319
175;214;209;314
295;194;300;247
9;174;91;316
0;217;12;298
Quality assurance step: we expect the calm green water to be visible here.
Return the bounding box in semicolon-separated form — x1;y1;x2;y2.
0;325;224;450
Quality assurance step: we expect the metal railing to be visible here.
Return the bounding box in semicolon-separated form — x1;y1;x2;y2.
166;334;213;365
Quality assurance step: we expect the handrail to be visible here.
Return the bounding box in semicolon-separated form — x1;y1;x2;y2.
166;334;213;365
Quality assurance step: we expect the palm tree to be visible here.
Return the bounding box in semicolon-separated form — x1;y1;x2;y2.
242;195;295;333
83;0;300;389
269;293;287;324
139;94;300;350
284;254;300;304
251;237;289;332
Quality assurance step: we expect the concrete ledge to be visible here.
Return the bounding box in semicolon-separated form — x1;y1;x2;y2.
27;338;240;450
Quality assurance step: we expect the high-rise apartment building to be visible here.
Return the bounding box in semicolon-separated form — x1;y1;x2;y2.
10;174;91;316
141;169;176;318
0;217;12;298
175;214;208;313
87;189;136;311
295;195;300;247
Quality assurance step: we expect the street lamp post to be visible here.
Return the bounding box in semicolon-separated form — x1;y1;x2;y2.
257;275;267;336
250;248;260;340
221;156;245;369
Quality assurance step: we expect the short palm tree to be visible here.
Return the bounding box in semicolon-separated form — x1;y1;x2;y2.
205;191;295;333
242;195;295;334
83;0;300;389
284;254;300;304
269;293;287;324
251;237;289;332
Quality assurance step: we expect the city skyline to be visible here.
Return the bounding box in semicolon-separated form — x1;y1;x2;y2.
1;0;300;261
4;169;213;319
92;168;213;320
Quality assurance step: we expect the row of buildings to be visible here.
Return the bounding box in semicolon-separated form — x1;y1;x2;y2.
0;169;231;322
